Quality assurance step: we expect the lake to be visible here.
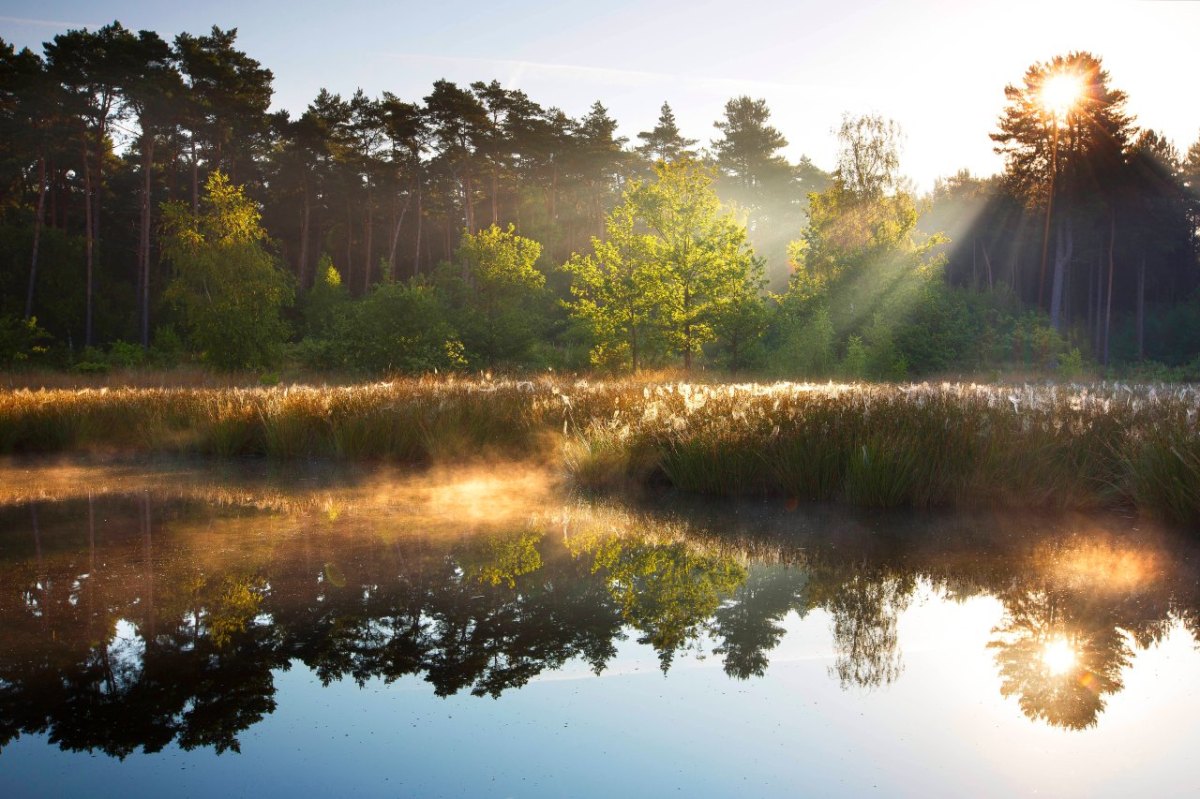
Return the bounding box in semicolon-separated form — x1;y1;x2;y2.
1;460;1197;797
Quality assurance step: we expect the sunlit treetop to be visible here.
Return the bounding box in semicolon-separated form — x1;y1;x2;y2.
1039;71;1083;119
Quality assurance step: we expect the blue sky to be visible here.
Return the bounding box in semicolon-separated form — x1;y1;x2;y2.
3;0;1197;190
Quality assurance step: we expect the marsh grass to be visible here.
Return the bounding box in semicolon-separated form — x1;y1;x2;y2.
2;376;1198;522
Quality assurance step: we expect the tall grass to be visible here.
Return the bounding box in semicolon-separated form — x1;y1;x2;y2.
2;376;1198;523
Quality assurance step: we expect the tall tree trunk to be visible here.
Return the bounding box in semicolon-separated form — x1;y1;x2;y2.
971;237;978;287
139;137;156;348
82;139;95;348
387;188;412;280
25;150;47;320
682;286;692;371
1136;255;1146;361
363;183;374;294
1049;216;1072;333
1103;211;1116;366
49;156;60;230
345;201;354;292
491;167;499;226
190;137;199;214
413;179;423;278
298;185;311;289
980;241;994;290
630;322;638;373
463;167;475;234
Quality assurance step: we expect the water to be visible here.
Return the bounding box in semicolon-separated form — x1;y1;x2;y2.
1;461;1198;797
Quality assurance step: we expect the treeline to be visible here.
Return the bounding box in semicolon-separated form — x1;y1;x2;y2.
0;24;1197;376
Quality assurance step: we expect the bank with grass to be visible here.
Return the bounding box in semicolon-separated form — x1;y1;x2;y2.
1;377;1197;523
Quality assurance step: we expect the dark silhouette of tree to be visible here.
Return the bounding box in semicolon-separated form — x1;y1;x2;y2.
991;52;1134;332
636;102;698;165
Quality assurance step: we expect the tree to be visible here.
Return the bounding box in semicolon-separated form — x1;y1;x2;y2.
572;101;629;237
564;160;759;371
711;96;807;289
119;29;183;347
835;112;902;200
628;160;759;368
161;171;292;369
45;22;137;347
782;116;945;378
562;198;662;371
711;96;790;210
174;27;273;198
449;223;547;364
635;102;697;165
424;80;488;234
991;52;1134;332
0;42;61;322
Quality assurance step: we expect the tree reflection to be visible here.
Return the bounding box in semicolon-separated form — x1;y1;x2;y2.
988;588;1133;730
712;565;810;679
579;534;747;671
822;569;913;689
1;491;1199;758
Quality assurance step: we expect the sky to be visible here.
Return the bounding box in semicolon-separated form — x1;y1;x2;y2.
2;0;1197;191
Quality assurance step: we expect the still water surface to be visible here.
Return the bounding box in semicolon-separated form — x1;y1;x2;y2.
1;461;1198;797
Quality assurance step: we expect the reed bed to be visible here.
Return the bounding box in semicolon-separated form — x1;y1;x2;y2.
1;376;1198;522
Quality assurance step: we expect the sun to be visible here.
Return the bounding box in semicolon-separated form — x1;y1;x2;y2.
1040;72;1084;118
1041;636;1078;676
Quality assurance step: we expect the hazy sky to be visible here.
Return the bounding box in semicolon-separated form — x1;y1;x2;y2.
2;0;1197;190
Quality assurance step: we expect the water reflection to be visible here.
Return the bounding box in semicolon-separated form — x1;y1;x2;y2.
1;464;1199;759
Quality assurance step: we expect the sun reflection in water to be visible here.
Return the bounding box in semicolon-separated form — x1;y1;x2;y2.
1041;637;1078;676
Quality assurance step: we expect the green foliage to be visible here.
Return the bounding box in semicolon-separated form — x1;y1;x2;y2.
841;336;868;378
301;254;349;339
564;160;763;371
0;314;50;368
161;172;293;370
319;280;465;374
448;224;548;366
1058;347;1085;379
773;304;836;376
563;196;667;372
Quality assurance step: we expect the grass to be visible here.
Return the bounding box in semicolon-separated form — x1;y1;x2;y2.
2;375;1198;523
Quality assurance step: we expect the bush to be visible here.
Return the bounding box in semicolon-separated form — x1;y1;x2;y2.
323;280;466;374
0;314;51;368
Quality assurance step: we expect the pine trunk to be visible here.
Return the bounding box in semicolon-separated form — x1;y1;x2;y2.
82;139;94;348
1103;212;1116;366
1137;255;1146;361
25;151;47;320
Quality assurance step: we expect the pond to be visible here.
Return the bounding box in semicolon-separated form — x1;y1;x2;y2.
1;461;1197;797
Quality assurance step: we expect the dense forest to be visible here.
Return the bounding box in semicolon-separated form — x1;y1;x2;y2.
1;23;1198;377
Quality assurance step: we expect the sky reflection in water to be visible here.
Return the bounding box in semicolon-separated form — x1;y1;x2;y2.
0;462;1197;797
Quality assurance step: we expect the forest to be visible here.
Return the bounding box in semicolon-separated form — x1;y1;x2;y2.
1;22;1198;378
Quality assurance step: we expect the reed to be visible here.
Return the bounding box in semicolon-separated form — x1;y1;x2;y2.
1;377;1198;522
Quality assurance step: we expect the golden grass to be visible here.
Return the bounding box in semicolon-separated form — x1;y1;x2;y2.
1;376;1198;522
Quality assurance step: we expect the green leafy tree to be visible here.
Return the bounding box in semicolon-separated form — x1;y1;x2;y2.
628;161;759;368
161;171;292;369
564;160;760;371
326;279;464;373
301;253;348;338
449;223;547;365
562;200;664;372
781;115;944;377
